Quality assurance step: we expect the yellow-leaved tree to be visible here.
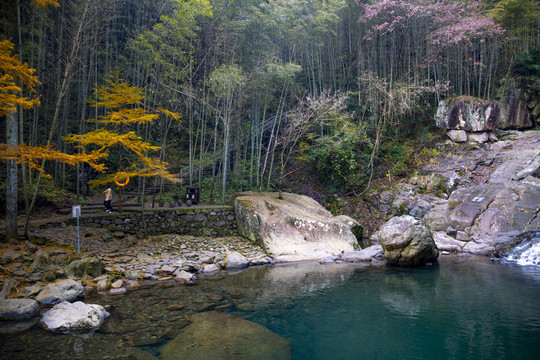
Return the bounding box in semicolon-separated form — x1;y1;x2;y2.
1;39;106;241
65;76;182;212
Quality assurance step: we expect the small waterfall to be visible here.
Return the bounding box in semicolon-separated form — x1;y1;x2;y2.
498;231;540;266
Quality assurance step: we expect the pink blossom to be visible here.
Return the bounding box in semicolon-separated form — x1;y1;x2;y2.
358;0;504;52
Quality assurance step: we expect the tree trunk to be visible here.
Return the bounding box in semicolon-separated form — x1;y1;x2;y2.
5;110;19;242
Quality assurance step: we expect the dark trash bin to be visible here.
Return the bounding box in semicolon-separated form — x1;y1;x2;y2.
186;188;200;205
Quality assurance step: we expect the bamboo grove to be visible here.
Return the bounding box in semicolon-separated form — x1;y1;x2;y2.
1;0;539;240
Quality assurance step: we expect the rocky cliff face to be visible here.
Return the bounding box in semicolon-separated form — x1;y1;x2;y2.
373;130;540;256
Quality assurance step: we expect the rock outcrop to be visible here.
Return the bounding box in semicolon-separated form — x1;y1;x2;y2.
161;311;291;360
435;96;501;132
234;192;359;260
423;131;540;254
40;301;109;332
436;92;535;143
373;215;439;266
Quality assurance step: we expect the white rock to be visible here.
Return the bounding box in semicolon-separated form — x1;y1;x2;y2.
224;251;249;269
467;132;489;143
175;270;196;283
447;130;467;143
111;279;123;289
432;232;467;252
40;301;109;332
110;288;127;295
200;264;220;273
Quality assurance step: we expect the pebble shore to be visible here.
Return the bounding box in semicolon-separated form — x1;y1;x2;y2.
1;224;271;298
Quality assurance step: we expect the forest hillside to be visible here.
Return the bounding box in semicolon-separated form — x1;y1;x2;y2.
1;0;539;241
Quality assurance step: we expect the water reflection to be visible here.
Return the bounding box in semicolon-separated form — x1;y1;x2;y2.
379;267;439;318
1;257;539;360
258;262;364;303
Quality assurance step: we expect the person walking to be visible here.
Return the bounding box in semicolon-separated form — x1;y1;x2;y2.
103;184;114;213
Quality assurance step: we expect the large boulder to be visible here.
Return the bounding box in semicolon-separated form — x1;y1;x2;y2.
0;299;40;320
35;279;84;305
376;215;439;266
435;96;501;132
161;311;291;360
40;301;109;332
234;192;358;260
436;92;534;143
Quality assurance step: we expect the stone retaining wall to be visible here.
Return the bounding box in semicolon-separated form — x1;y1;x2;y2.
59;207;238;238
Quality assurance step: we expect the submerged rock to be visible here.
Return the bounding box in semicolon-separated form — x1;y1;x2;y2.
160;311;291;360
234;192;358;260
40;301;109;332
376;215;439;266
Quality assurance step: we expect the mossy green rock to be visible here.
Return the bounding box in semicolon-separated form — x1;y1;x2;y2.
64;258;105;278
161;311;290;360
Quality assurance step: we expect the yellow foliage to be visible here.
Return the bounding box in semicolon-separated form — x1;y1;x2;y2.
89;160;182;187
31;0;59;7
159;108;182;122
65;129;160;157
0;144;107;174
102;108;159;125
0;40;40;117
89;77;144;110
66;75;182;187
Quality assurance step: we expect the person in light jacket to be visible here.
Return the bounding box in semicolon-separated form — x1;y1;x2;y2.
103;184;114;213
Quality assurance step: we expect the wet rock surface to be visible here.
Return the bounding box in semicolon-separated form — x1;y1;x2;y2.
35;279;85;305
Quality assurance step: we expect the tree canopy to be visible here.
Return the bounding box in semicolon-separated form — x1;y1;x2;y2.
1;0;538;230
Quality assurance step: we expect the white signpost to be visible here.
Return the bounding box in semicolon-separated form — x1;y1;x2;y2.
72;205;81;253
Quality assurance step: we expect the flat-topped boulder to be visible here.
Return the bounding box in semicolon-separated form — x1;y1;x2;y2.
234;192;358;260
435;96;501;132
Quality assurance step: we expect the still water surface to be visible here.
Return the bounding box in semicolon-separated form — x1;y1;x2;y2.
2;255;539;359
